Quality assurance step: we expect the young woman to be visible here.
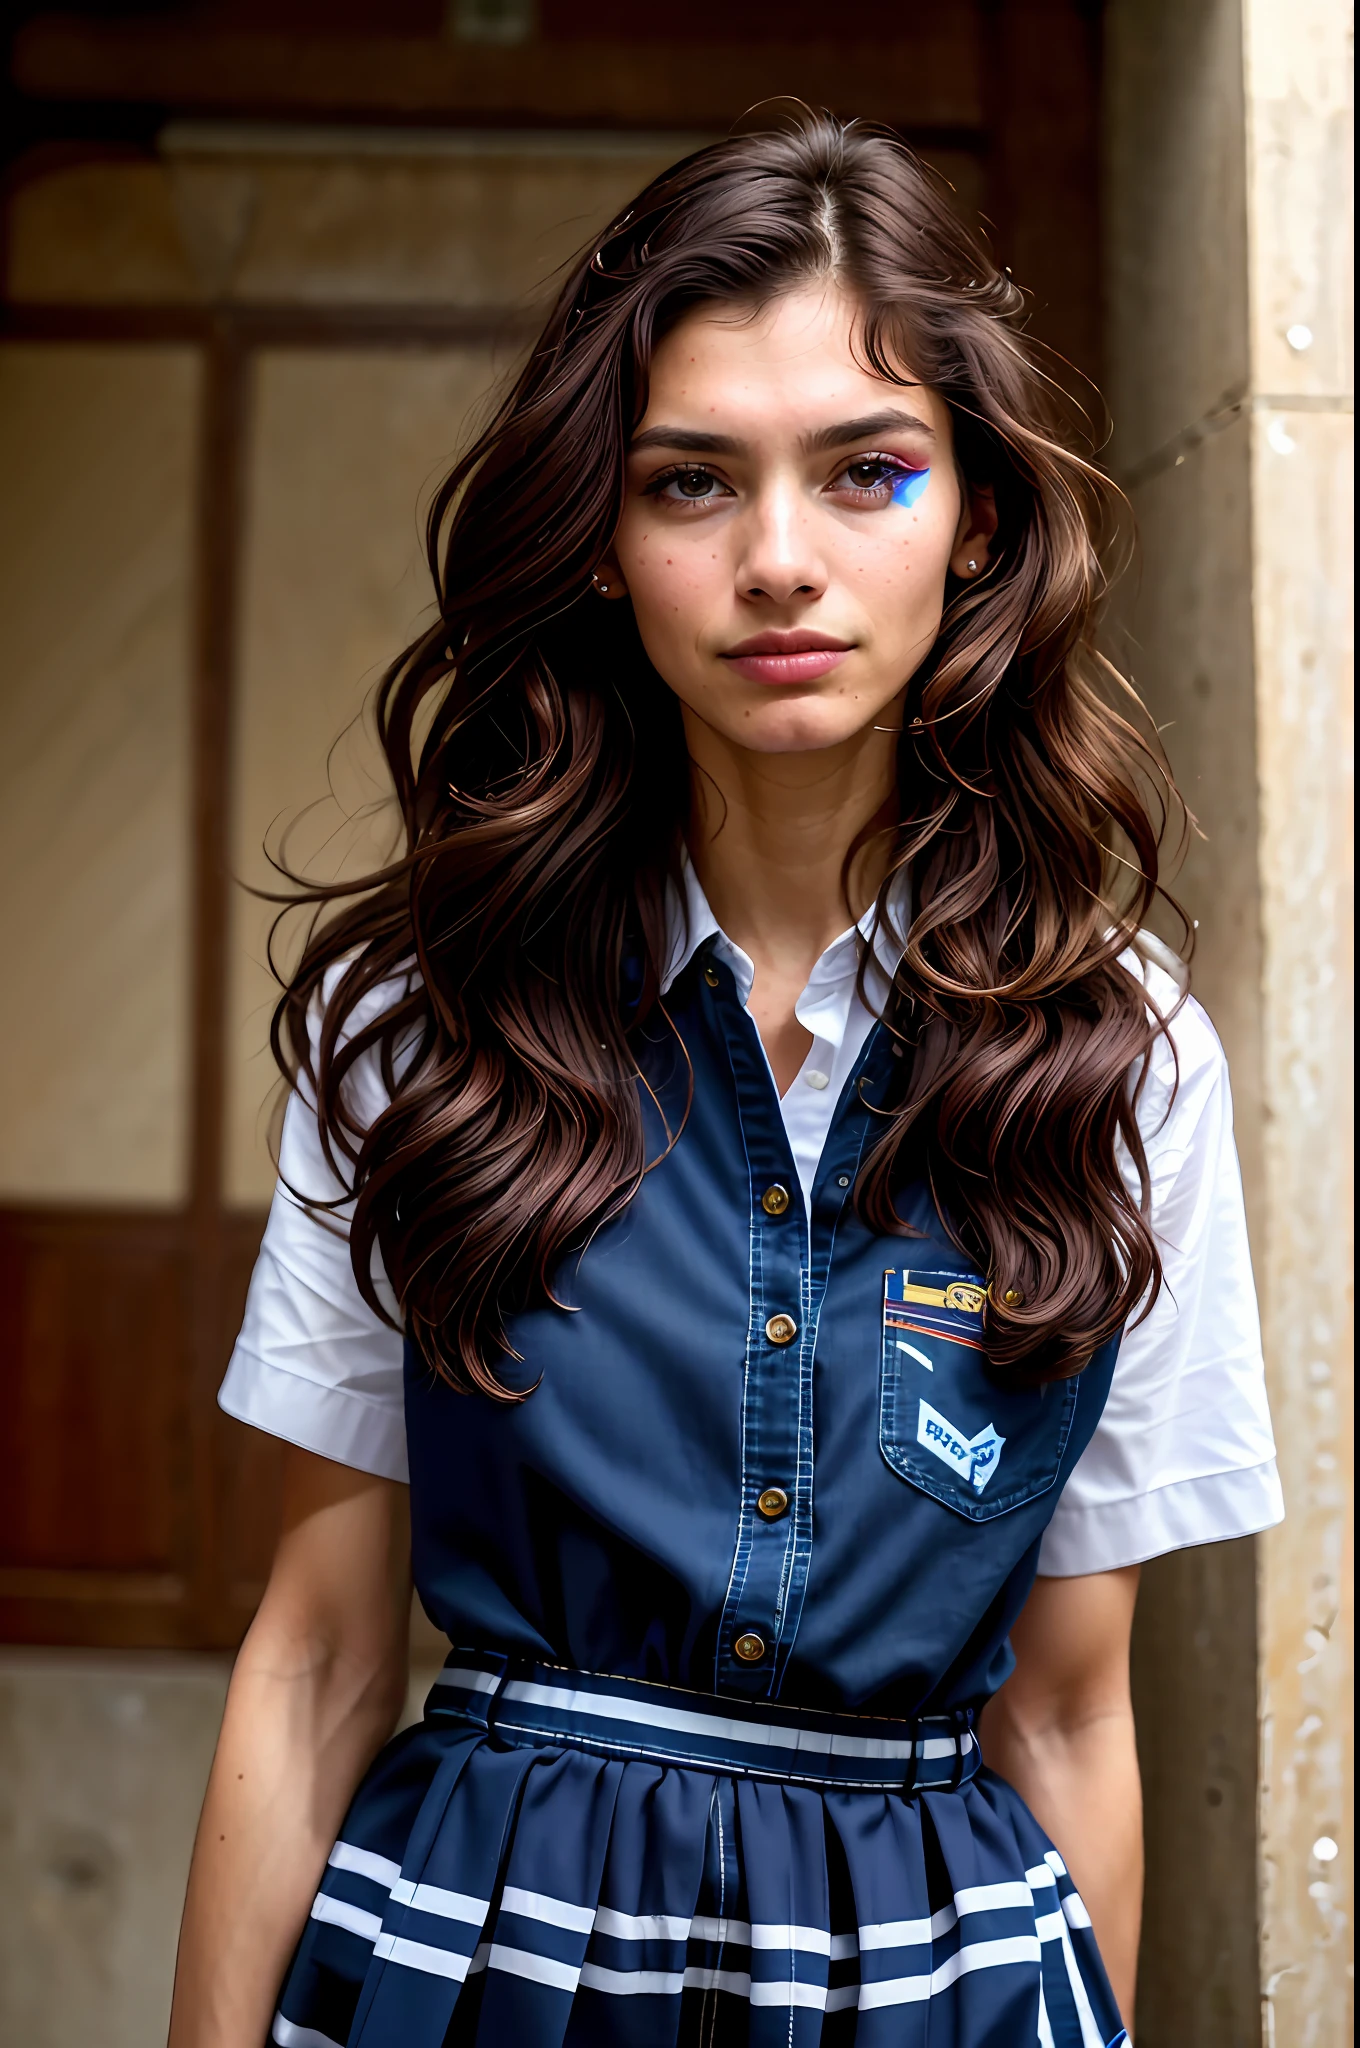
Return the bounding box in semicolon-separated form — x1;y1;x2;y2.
170;112;1282;2048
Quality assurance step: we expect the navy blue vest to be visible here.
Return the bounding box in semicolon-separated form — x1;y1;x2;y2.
404;947;1119;1717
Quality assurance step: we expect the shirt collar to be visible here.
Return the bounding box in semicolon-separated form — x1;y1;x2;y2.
661;853;910;1050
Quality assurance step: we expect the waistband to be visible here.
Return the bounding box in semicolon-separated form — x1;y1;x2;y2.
424;1648;980;1794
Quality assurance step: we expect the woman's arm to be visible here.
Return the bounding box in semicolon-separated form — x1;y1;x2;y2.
169;1447;412;2048
979;1565;1143;2031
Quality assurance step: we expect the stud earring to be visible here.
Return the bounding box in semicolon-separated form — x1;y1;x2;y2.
592;575;610;593
966;559;978;572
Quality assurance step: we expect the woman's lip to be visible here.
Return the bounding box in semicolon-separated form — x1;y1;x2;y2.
721;648;852;684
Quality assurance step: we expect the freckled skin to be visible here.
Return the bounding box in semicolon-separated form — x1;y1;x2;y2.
598;285;996;757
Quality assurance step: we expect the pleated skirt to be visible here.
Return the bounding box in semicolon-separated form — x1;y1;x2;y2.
272;1653;1128;2048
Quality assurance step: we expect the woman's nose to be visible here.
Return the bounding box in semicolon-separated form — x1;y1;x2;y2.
735;486;829;605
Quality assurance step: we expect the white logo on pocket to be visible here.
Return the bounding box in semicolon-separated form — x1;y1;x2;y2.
917;1399;1007;1495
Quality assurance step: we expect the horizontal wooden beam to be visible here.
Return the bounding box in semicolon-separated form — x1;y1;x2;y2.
0;301;540;348
0;1567;186;1604
12;19;984;135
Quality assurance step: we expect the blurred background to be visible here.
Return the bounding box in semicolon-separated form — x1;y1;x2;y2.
0;1;1351;2042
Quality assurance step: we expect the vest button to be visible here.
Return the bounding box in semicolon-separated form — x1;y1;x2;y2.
756;1486;789;1520
734;1632;767;1663
761;1183;791;1217
764;1313;798;1346
703;964;720;987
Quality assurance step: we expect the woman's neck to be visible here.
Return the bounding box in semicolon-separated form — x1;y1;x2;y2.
682;707;900;1091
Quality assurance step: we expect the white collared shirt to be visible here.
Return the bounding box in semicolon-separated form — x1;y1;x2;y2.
663;856;903;1220
220;870;1283;1576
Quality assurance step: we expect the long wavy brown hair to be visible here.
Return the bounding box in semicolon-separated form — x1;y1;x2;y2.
271;108;1186;1398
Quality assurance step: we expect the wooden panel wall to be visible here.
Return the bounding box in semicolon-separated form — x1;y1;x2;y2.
0;1206;276;1646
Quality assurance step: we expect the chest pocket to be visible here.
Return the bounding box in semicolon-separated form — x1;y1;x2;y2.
879;1268;1078;1522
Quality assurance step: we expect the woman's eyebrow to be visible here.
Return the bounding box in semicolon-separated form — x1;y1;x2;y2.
629;426;742;455
801;409;937;452
628;408;937;459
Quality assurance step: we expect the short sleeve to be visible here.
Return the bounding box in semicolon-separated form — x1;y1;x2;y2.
1038;963;1284;1576
217;973;410;1483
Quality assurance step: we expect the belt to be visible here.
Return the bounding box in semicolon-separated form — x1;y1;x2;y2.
425;1648;980;1794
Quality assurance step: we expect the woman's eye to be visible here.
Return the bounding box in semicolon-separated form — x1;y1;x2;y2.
845;459;893;490
840;456;914;494
650;466;727;503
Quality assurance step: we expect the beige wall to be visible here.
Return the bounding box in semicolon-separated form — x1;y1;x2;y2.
0;1643;442;2048
225;343;505;1205
0;344;196;1204
1106;0;1354;2041
6;129;692;308
0;1650;228;2047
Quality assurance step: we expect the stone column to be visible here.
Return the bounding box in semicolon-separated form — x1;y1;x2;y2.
1104;1;1353;2042
1244;5;1354;2042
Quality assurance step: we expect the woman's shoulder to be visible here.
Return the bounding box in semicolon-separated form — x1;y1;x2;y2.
1116;933;1232;1154
312;952;423;1038
299;954;424;1129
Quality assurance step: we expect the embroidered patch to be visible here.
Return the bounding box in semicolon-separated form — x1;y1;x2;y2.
916;1400;1007;1494
883;1269;987;1352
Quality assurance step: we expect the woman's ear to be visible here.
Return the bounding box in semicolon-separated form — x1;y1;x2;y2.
590;551;630;600
950;482;999;579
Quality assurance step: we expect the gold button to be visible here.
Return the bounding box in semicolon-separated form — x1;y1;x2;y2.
765;1313;798;1346
734;1632;767;1663
761;1183;791;1217
990;1283;1025;1308
757;1486;789;1520
703;965;720;987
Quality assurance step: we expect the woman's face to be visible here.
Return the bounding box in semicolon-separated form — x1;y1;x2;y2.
602;284;995;757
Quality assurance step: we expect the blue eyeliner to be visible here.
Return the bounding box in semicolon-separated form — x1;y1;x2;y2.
890;466;931;509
